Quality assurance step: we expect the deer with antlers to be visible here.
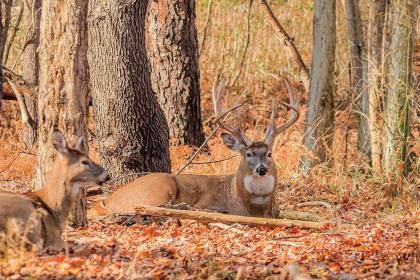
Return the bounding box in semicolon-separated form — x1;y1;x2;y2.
89;78;299;218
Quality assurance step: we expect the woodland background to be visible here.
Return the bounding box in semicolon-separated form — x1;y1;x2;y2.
0;0;419;279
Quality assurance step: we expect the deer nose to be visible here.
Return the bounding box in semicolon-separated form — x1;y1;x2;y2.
256;166;268;176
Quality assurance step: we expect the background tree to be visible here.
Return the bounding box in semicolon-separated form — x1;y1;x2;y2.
0;0;12;110
21;0;41;148
35;0;89;225
343;0;371;159
367;0;387;176
148;0;204;147
87;0;170;182
383;0;416;178
299;0;336;174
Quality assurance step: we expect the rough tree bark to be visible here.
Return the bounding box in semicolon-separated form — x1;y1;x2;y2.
148;0;204;147
299;0;336;174
383;0;416;179
21;0;41;149
367;0;387;176
35;0;89;226
343;0;371;159
87;1;171;182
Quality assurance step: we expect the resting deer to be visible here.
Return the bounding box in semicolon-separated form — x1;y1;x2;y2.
0;130;109;252
89;78;299;218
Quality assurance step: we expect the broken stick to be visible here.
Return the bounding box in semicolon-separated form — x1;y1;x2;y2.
135;205;328;229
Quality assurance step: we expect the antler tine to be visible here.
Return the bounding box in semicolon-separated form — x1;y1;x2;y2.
264;77;300;145
275;78;300;135
212;78;251;146
264;100;277;141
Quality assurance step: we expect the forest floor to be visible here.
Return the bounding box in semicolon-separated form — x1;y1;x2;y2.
0;113;418;279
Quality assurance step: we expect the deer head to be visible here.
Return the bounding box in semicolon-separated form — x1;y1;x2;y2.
212;77;299;177
48;130;109;203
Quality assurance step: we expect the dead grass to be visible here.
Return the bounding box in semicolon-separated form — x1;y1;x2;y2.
0;0;419;278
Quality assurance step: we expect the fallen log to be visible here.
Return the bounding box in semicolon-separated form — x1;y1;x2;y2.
135;204;328;229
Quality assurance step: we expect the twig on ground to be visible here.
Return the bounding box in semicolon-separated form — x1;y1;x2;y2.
297;201;333;209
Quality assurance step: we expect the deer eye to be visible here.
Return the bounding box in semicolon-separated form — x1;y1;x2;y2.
245;152;252;158
267;152;272;157
81;160;90;166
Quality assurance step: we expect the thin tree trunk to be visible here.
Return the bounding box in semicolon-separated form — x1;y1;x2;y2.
21;0;41;149
299;0;336;174
383;0;416;179
87;1;171;182
343;0;371;159
148;0;204;147
367;0;387;176
0;0;13;111
35;0;89;226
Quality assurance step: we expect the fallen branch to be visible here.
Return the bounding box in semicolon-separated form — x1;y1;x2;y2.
276;210;323;222
297;201;332;209
135;204;328;229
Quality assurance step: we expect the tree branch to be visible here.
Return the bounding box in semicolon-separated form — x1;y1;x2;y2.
260;0;310;91
135;204;328;229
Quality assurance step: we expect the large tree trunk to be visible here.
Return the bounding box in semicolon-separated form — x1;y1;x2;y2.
148;0;204;147
21;0;41;149
87;1;171;182
383;0;416;179
299;0;336;174
343;0;371;159
35;0;89;225
367;0;387;176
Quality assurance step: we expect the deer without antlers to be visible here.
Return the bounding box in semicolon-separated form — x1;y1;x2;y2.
89;78;299;218
0;130;109;253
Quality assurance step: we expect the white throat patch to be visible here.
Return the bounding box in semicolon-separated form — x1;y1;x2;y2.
243;175;275;196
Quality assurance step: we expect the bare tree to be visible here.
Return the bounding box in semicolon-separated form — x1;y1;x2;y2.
21;0;41;148
87;0;170;182
300;0;336;174
343;0;371;159
383;0;417;178
367;0;387;176
35;0;89;225
148;0;204;147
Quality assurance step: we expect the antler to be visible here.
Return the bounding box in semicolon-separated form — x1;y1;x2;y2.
264;77;300;145
212;78;252;146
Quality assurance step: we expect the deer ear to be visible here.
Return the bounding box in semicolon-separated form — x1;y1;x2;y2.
221;132;244;151
52;130;69;154
75;136;86;152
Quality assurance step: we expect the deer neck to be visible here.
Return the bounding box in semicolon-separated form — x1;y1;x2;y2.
231;160;276;207
34;160;75;227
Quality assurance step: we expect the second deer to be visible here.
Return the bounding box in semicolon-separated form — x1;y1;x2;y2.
0;130;109;253
89;78;299;218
